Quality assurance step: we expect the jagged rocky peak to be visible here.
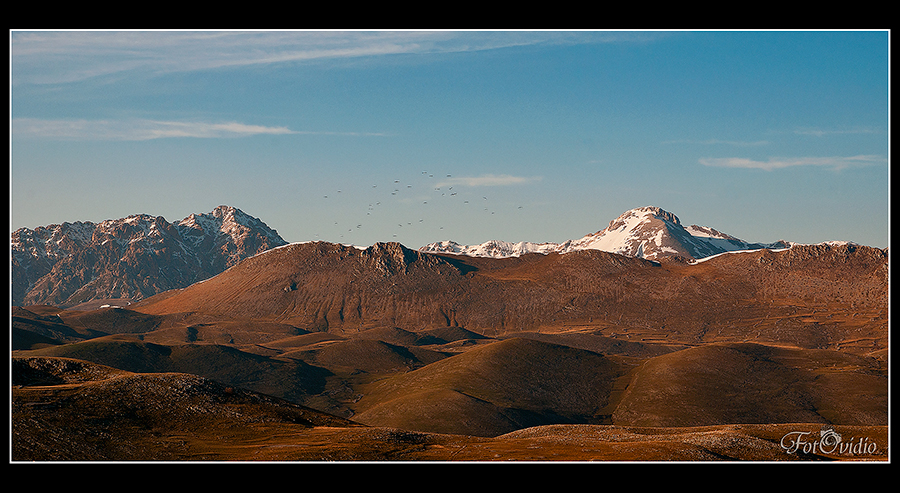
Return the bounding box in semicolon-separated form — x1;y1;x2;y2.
179;205;236;231
12;205;288;307
359;242;419;271
12;220;94;252
178;205;281;240
92;213;177;244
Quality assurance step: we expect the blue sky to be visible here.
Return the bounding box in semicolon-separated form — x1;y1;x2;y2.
10;30;890;249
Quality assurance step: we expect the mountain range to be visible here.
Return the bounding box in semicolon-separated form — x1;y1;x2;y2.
421;206;793;260
11;204;888;460
13;236;888;452
11;205;287;307
14;204;820;308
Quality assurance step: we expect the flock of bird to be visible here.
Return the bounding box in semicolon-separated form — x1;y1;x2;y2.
315;170;518;246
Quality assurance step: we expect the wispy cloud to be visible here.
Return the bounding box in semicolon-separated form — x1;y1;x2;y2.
435;174;542;188
11;117;386;141
792;127;881;137
662;138;769;147
11;30;661;86
699;155;885;171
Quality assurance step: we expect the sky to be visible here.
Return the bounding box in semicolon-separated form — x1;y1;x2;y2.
10;30;890;250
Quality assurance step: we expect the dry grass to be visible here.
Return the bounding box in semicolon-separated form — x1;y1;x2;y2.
14;356;888;462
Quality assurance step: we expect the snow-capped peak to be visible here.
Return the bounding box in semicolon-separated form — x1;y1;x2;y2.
420;206;791;261
556;206;686;258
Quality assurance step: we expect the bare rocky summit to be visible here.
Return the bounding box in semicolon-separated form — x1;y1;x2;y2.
11;205;287;307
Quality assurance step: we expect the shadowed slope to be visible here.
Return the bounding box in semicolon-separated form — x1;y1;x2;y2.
12;306;106;350
12;356;361;461
288;338;450;374
21;338;332;404
612;343;888;427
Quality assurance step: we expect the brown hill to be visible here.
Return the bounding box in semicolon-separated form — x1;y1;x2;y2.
351;325;487;348
611;342;888;428
351;338;626;437
499;329;685;359
12;356;360;461
59;306;167;335
138;319;311;347
133;241;476;330
132;241;888;354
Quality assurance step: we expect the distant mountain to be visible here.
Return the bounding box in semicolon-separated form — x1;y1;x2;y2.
11;206;287;307
421;206;792;261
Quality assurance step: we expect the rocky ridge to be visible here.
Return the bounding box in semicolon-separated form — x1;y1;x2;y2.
11;206;287;307
131;239;888;353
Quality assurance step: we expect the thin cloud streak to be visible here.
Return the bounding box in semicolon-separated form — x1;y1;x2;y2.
11;30;662;86
12;118;386;141
699;155;885;171
436;174;543;188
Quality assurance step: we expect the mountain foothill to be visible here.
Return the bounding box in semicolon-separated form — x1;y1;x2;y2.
11;205;888;461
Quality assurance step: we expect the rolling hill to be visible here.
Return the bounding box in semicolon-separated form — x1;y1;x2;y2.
352;337;626;436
